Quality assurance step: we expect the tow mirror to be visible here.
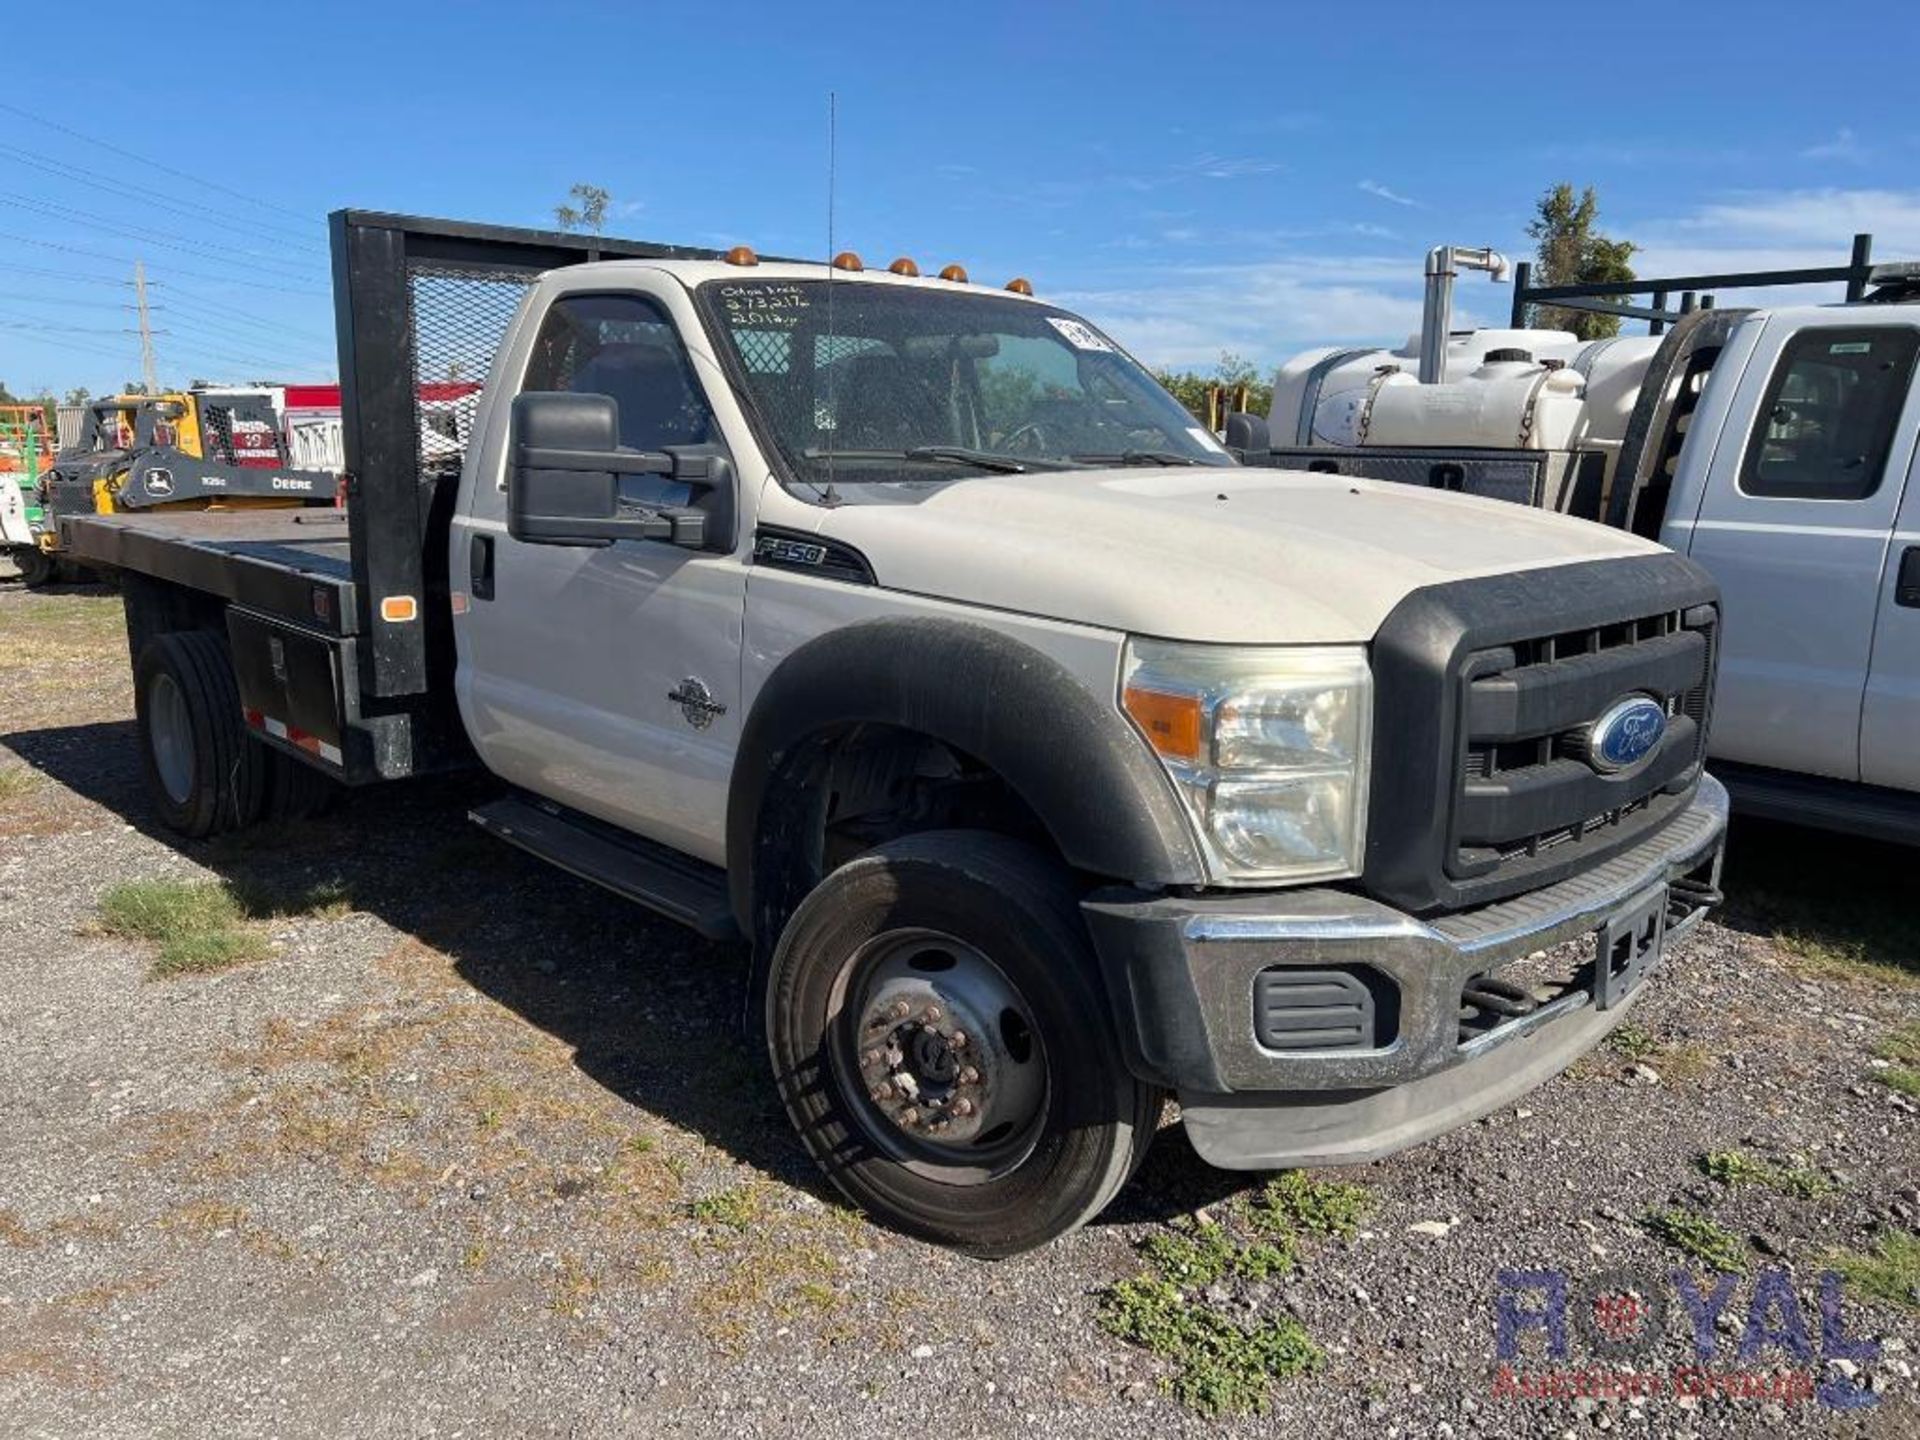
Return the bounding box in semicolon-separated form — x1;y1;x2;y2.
507;391;723;550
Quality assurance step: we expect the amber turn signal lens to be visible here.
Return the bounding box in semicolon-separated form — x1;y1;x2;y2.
1122;684;1202;763
832;251;865;271
887;257;920;276
723;245;758;267
1005;277;1034;295
938;263;969;283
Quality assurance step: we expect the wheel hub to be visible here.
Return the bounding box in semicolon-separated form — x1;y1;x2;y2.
841;931;1046;1162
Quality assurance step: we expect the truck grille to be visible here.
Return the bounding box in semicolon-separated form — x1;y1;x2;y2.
1451;606;1715;891
1363;554;1720;914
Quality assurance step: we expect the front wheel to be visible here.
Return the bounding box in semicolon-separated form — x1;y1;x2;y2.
14;548;55;588
765;830;1157;1256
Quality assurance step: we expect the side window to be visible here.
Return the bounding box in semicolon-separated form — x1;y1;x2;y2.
523;293;716;507
1741;328;1919;500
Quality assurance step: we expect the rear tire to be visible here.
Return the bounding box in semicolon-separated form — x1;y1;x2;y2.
765;830;1157;1256
264;749;342;822
133;630;267;837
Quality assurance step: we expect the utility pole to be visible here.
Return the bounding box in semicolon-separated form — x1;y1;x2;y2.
134;259;158;394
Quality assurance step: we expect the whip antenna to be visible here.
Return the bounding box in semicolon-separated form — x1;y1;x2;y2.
823;90;839;500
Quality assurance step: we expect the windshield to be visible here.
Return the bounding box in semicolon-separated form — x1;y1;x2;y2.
697;279;1232;488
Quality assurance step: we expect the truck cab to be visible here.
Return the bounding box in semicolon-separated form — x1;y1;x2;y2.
1660;304;1920;802
63;212;1729;1255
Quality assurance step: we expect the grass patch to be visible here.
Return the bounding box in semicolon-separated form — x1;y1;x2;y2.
1875;1022;1920;1065
1865;1023;1920;1097
1827;1231;1920;1314
1642;1208;1748;1273
1139;1221;1294;1286
1097;1275;1319;1417
687;1184;761;1230
1774;931;1919;990
0;768;41;806
1610;1023;1659;1062
1698;1149;1833;1199
1872;1066;1920;1098
96;879;268;977
1248;1171;1374;1242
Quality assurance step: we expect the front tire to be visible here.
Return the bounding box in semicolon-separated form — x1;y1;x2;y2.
133;630;267;837
766;830;1156;1256
15;548;55;588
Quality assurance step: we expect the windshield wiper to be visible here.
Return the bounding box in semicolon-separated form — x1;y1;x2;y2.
801;445;1044;475
1069;449;1205;467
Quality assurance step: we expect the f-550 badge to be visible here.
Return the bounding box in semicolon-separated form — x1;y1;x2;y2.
668;677;726;730
754;534;828;567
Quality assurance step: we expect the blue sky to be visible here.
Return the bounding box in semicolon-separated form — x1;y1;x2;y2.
3;0;1918;396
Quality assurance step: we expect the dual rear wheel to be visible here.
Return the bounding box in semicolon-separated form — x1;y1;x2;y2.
134;629;338;838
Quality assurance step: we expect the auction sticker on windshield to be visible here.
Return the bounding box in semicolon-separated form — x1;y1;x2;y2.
1046;316;1115;352
718;283;811;327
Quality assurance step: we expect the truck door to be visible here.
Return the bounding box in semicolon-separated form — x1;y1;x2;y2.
1862;429;1920;790
452;286;745;866
1679;319;1920;780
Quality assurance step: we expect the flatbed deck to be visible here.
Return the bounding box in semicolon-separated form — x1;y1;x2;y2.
62;509;358;636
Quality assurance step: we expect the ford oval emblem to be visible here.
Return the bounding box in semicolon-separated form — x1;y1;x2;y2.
1587;695;1667;774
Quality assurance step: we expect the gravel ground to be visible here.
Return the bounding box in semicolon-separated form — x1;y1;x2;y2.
1;581;1915;1439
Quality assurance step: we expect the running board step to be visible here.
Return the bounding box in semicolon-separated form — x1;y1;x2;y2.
470;794;740;941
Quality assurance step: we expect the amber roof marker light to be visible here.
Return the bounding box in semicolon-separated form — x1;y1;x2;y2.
938;264;969;283
887;257;920;276
832;251;865;272
723;245;759;267
1005;277;1034;296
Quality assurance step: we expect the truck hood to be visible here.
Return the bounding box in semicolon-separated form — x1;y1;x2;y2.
812;467;1668;644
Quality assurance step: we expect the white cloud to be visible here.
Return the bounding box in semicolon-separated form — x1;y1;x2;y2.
1800;128;1865;164
1358;179;1418;207
1054;253;1434;370
1185;154;1285;181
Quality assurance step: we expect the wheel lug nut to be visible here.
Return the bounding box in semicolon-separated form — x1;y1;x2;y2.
900;1108;921;1126
889;1000;911;1020
861;1049;882;1066
948;1031;968;1050
951;1098;975;1118
922;1005;942;1023
870;1082;893;1101
959;1066;979;1085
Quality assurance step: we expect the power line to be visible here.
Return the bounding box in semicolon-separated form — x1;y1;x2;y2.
158;290;335;348
0;191;326;282
0;98;313;222
0;232;330;295
0;260;135;285
0;141;325;252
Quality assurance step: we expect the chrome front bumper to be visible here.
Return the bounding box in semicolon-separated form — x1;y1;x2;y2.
1082;774;1728;1169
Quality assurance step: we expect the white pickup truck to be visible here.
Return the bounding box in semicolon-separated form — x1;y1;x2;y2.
61;211;1727;1255
1256;240;1920;841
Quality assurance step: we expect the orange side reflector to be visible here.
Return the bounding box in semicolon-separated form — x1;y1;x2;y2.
380;595;419;623
1122;685;1202;763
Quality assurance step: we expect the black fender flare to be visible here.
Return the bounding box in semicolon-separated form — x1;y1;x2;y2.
724;616;1204;939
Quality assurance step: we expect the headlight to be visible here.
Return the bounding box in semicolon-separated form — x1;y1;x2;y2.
1121;640;1371;884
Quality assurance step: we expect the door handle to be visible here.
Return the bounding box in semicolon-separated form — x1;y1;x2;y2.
1898;546;1920;609
470;534;495;602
